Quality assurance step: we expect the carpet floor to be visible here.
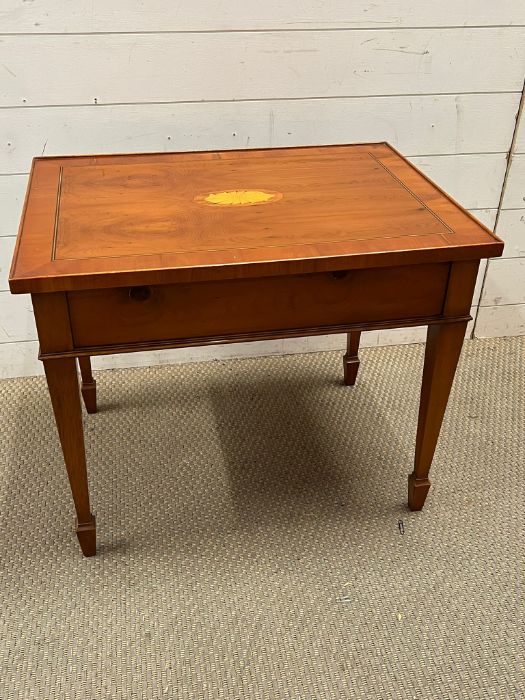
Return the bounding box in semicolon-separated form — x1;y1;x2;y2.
0;337;523;699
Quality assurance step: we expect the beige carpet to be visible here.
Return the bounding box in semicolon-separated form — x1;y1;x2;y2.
0;337;523;699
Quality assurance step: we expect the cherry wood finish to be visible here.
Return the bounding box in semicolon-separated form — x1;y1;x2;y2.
343;331;362;386
408;258;480;509
409;321;469;510
9;144;504;556
10;144;502;294
31;292;96;555
43;358;96;556
78;356;97;414
66;263;449;348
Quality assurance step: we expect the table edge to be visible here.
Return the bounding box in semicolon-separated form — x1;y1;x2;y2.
10;242;503;294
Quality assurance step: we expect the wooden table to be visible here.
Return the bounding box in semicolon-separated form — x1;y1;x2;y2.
9;143;504;557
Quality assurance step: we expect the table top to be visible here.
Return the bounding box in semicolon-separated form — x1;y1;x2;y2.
10;143;503;294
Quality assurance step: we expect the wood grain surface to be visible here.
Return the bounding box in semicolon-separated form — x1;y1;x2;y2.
66;263;449;348
9;143;503;294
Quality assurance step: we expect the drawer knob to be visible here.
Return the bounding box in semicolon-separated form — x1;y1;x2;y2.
128;285;151;302
330;270;349;280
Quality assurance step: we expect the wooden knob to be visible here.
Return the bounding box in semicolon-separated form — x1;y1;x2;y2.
329;270;349;280
128;286;151;302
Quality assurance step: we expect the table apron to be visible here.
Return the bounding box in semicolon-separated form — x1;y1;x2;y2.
64;262;451;353
56;263;450;356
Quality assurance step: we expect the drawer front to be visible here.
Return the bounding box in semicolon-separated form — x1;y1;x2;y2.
67;263;449;348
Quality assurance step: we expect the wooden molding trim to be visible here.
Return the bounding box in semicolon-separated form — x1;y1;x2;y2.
39;313;472;360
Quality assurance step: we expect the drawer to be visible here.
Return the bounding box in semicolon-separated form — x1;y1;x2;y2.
67;263;449;348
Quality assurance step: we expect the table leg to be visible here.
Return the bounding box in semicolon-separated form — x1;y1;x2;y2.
78;356;97;414
409;320;468;510
343;331;362;386
43;357;96;556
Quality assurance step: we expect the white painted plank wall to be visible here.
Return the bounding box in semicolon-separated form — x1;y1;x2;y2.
2;30;525;107
0;2;524;377
2;1;525;32
1;94;519;173
476;99;525;338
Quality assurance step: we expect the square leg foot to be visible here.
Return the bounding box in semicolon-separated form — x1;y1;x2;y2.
81;380;97;414
408;474;431;511
343;356;360;386
76;514;97;557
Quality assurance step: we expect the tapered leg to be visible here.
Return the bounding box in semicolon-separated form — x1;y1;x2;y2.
78;356;97;414
408;321;468;510
343;331;362;386
44;357;96;556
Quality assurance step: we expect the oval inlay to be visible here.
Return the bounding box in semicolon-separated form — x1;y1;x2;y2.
195;189;282;207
